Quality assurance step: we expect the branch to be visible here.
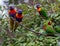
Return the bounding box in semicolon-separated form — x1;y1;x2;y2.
10;17;47;36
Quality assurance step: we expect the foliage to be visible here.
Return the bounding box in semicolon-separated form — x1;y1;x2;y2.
0;0;60;46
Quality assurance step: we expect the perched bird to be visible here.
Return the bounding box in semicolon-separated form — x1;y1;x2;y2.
36;4;48;19
16;9;23;22
9;6;16;31
43;20;56;35
9;6;16;18
43;20;52;31
14;9;23;31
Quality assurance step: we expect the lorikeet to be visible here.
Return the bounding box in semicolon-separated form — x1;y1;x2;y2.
9;6;16;31
36;4;48;19
43;20;52;31
14;9;23;31
43;20;55;35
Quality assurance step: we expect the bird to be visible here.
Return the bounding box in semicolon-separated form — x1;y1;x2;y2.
43;20;56;36
9;6;16;31
13;9;23;31
36;4;48;19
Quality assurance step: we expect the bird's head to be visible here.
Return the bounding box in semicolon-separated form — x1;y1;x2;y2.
17;9;22;15
10;6;14;10
48;21;52;25
36;4;41;12
36;4;40;8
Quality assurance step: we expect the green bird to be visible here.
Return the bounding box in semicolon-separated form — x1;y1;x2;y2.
43;20;56;36
36;4;48;19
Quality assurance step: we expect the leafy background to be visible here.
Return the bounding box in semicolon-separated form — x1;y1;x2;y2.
0;0;60;46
